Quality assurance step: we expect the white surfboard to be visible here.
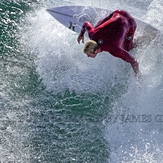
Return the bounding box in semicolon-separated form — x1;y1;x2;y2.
46;5;160;44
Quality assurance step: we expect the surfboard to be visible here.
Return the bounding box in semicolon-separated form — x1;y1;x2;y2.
46;5;160;45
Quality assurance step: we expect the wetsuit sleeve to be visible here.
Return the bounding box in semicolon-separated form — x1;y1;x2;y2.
95;11;114;28
79;21;94;37
110;46;139;74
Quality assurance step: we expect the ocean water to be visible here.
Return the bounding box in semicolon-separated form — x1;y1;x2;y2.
0;0;163;162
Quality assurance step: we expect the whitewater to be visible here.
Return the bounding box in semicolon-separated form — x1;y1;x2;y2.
0;0;163;162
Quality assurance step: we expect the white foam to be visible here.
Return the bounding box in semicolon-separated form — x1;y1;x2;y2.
23;1;163;162
25;8;128;95
101;0;163;162
144;0;163;31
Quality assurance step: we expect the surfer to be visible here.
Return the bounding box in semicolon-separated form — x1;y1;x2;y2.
77;10;139;75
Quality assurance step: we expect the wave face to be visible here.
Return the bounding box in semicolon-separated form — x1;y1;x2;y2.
0;0;163;162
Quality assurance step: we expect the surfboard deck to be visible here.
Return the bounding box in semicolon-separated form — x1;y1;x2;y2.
46;5;160;46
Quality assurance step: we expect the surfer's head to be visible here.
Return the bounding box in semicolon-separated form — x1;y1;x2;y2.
83;40;100;58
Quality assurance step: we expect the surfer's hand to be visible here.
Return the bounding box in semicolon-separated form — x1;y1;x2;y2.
77;35;84;44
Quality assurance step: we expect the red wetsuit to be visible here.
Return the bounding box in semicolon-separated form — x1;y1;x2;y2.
79;10;139;74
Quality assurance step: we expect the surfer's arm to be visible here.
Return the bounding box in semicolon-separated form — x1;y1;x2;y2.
95;12;114;28
110;46;139;74
77;21;94;44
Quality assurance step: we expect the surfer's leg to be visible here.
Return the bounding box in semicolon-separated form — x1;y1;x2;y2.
124;19;137;51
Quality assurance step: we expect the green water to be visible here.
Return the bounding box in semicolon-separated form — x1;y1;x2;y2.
0;1;111;162
2;0;163;162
